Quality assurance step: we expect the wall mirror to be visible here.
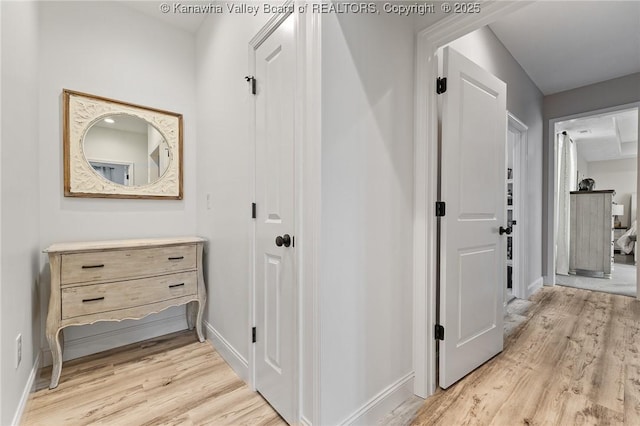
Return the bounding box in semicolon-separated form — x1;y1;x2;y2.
64;89;183;199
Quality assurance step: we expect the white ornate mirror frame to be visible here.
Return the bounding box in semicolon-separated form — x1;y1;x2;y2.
63;89;183;199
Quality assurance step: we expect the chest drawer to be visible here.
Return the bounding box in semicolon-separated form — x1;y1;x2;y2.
61;271;198;319
60;245;196;285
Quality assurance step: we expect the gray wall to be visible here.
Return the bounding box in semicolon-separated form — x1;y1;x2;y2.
448;26;545;290
194;8;269;383
1;2;41;423
38;0;197;361
195;11;427;424
2;1;202;421
542;72;640;280
320;12;416;424
576;150;589;184
587;158;637;228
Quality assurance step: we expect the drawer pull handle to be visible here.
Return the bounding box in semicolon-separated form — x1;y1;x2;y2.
169;283;185;289
82;297;105;303
168;256;184;261
82;264;105;269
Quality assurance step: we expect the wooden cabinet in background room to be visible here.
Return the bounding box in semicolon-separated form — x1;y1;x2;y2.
569;190;614;278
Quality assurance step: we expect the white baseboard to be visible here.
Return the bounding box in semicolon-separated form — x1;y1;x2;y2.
41;314;188;367
204;320;249;383
529;276;544;296
300;415;313;426
339;372;415;426
12;352;40;426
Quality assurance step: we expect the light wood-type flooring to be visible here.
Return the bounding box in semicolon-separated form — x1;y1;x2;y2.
21;286;640;426
413;286;640;425
22;331;285;425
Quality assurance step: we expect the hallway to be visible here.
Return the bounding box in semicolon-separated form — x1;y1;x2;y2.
413;286;640;425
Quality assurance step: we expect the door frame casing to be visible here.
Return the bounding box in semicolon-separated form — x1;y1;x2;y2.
247;5;322;424
412;1;532;398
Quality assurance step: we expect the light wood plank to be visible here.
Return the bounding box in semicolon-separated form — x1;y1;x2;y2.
27;286;639;426
21;331;284;426
624;298;640;423
413;286;639;426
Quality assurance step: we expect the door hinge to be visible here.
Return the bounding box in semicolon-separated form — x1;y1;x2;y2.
245;75;256;95
436;77;447;94
435;201;446;217
252;327;257;343
252;203;256;219
435;324;445;340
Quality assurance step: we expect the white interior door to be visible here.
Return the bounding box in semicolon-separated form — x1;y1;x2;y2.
439;46;507;389
254;14;296;424
507;116;527;300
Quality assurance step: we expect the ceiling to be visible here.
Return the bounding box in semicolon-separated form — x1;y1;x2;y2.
94;114;149;134
119;1;206;34
490;1;640;95
118;1;640;96
111;3;639;168
556;108;638;162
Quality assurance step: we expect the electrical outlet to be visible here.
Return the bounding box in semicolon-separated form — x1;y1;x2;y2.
16;334;22;368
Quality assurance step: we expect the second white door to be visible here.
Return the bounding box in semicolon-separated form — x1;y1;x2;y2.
254;13;296;424
439;46;507;389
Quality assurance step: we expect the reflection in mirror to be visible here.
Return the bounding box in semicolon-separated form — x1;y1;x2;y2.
83;114;170;186
89;160;132;186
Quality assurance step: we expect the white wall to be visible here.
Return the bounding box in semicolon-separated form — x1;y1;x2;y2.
320;13;416;425
148;125;166;181
448;26;545;291
1;2;41;424
576;150;589;184
542;72;640;279
195;7;269;381
0;2;3;420
587;158;637;228
38;1;197;363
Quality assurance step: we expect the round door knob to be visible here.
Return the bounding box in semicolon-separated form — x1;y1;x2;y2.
499;226;512;235
275;234;292;247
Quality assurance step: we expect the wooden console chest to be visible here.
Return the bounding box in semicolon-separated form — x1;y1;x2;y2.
569;191;614;278
44;237;206;389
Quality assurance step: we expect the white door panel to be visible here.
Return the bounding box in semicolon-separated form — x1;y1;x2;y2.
458;246;499;344
254;13;295;424
264;254;283;374
439;46;507;389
